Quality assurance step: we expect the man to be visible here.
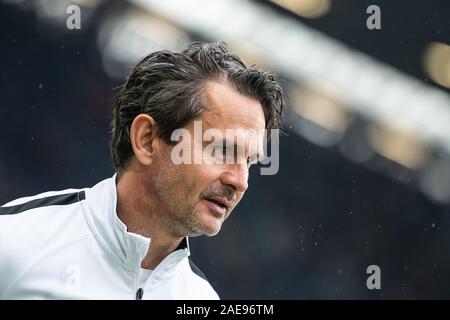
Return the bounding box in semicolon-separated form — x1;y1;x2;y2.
0;42;285;299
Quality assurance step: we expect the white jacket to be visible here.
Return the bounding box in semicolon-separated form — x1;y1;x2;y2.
0;175;219;300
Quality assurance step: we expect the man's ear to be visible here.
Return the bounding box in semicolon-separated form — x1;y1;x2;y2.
130;114;158;166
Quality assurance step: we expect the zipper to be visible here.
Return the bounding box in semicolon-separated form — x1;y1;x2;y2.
132;238;143;300
132;241;187;299
135;288;144;300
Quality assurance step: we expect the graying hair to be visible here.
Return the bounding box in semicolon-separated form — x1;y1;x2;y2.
111;41;285;172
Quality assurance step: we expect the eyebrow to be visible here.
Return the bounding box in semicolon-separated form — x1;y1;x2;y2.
203;138;264;161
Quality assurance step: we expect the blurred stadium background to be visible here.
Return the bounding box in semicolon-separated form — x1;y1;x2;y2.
0;0;449;299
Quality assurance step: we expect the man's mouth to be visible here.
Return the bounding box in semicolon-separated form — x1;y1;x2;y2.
202;197;230;215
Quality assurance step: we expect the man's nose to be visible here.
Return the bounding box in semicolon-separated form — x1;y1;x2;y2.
220;164;249;193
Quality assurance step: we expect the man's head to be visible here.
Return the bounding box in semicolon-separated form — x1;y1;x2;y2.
111;42;285;237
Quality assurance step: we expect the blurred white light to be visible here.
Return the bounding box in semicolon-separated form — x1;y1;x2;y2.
291;85;352;133
227;41;272;70
97;8;189;79
290;85;352;147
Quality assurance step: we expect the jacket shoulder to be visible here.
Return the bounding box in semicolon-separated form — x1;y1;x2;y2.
0;188;89;244
0;188;89;296
0;188;85;214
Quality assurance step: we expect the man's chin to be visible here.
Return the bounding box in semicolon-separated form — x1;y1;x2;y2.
190;218;222;237
188;206;225;236
184;227;220;238
202;226;221;237
196;222;222;237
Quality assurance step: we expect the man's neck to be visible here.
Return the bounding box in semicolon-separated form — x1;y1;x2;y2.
115;168;183;270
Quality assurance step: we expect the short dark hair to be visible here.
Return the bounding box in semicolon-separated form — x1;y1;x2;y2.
111;41;285;172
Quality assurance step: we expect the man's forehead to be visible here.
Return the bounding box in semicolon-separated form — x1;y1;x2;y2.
201;81;266;131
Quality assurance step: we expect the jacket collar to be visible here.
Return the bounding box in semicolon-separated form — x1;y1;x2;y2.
80;174;190;272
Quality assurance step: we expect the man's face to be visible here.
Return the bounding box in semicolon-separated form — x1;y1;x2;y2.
151;81;266;237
